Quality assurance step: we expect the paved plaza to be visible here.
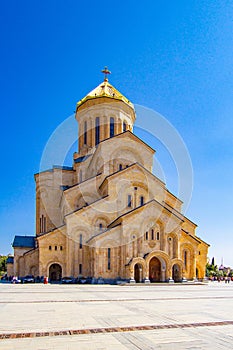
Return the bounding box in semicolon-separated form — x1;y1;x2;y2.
0;282;233;349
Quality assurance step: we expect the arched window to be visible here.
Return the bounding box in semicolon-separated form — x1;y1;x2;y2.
145;231;148;240
156;231;160;240
123;122;127;132
140;196;144;206
95;117;100;145
119;164;122;171
99;223;103;230
110;117;115;137
84;121;87;145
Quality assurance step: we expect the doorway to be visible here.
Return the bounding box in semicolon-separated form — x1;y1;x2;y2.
134;264;143;283
172;264;181;282
49;263;62;282
149;257;161;282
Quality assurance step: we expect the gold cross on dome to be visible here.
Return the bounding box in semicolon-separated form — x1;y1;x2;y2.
101;66;111;81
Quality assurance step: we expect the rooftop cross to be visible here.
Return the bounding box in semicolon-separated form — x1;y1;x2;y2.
101;66;111;82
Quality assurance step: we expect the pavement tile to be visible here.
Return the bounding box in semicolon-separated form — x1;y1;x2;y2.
0;282;233;348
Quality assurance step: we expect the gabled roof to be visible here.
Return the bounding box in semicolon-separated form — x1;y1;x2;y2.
76;80;134;110
74;154;91;164
86;223;121;244
99;162;165;190
12;236;35;248
63;172;102;193
64;195;109;218
181;229;201;244
108;199;184;229
6;256;14;264
181;230;209;246
99;130;155;153
34;165;74;177
36;224;66;238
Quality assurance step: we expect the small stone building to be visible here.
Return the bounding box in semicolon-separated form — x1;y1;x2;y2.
6;256;14;277
11;74;209;282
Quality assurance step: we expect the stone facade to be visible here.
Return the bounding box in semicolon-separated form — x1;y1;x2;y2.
12;77;209;282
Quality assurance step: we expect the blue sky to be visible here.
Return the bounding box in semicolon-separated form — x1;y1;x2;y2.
1;1;233;267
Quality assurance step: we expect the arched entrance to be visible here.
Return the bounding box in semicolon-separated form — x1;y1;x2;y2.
149;257;161;282
134;264;143;283
49;264;62;282
172;264;181;282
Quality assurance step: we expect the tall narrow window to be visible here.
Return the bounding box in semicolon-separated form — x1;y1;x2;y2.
151;229;154;240
145;231;148;240
99;223;103;230
84;121;87;145
123;122;127;132
184;251;187;269
44;216;46;232
40;215;46;233
107;248;111;270
55;245;57;251
79;264;82;275
156;231;160;240
80;234;83;249
140;196;144;206
128;195;132;207
119;164;122;171
110;117;115;138
95;117;100;145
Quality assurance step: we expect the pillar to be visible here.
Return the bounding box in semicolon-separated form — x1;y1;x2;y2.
144;265;150;283
129;267;135;283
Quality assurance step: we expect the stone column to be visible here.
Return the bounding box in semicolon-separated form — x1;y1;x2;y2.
129;267;135;283
139;267;143;283
105;116;110;139
116;117;121;135
161;261;166;282
167;265;174;283
144;264;150;283
100;116;105;142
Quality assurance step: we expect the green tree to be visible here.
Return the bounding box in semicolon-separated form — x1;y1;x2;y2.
0;256;7;276
206;260;218;278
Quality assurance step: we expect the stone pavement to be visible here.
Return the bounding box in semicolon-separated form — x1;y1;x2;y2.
0;282;233;349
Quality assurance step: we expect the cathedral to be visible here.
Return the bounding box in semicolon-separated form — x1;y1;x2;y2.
9;69;209;283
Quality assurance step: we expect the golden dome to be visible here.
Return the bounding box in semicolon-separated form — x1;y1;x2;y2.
76;80;134;111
